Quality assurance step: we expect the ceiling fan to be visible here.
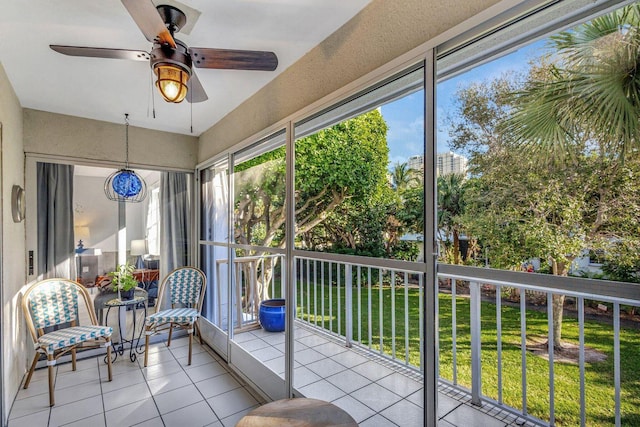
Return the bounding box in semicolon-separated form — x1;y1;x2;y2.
50;0;278;104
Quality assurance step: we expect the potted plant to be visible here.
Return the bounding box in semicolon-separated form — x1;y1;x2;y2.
107;263;138;300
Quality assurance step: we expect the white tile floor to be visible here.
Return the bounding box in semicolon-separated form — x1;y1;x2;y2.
8;337;264;427
8;327;541;427
233;325;542;427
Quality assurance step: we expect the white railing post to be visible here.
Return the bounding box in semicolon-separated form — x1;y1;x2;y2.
470;280;482;406
345;264;353;348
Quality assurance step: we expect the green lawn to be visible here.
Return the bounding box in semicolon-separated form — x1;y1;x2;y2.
293;282;640;426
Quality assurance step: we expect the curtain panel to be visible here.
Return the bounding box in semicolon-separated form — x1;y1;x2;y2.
37;163;75;279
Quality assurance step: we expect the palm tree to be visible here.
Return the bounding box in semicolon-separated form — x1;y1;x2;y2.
391;162;419;192
506;4;640;349
437;172;466;265
509;4;640;160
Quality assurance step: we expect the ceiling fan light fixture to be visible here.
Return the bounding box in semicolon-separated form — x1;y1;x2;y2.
154;63;190;103
50;1;278;108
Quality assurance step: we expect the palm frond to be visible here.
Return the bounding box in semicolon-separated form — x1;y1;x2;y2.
508;4;640;161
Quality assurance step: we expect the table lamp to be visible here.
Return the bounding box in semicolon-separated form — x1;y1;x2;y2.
130;239;148;269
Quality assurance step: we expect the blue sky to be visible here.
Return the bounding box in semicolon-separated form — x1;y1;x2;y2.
380;39;548;168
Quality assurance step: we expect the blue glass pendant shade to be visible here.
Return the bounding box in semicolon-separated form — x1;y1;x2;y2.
112;170;143;197
105;115;147;203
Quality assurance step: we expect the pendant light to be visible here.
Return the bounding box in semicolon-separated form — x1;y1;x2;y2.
104;114;148;203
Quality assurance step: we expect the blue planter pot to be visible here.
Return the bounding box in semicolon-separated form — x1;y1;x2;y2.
259;299;286;332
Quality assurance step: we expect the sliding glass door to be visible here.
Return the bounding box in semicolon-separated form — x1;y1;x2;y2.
199;158;231;358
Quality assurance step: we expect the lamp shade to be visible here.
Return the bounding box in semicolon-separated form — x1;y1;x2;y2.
130;239;148;256
104;169;148;203
74;226;90;243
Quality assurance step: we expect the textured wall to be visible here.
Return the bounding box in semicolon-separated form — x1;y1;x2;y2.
198;0;500;161
24;109;199;172
0;63;27;426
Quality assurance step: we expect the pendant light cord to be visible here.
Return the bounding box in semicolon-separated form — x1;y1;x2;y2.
125;113;130;169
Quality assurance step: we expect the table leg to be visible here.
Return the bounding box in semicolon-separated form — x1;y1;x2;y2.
103;297;149;363
129;302;148;362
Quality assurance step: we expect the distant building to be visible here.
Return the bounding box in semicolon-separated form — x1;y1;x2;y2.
405;152;468;176
407;155;424;172
437;152;467;176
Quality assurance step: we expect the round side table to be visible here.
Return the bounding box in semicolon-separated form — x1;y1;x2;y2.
104;292;147;362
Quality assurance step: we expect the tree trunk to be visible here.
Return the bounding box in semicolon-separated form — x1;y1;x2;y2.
453;230;460;265
550;259;570;350
258;256;278;301
551;293;565;350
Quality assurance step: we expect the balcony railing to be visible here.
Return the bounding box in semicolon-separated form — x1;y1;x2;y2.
290;254;640;427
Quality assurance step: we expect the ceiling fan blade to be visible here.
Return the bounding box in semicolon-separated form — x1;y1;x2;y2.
121;0;176;48
50;45;150;61
187;70;208;103
189;48;278;71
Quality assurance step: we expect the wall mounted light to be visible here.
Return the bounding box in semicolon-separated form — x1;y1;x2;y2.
11;185;25;223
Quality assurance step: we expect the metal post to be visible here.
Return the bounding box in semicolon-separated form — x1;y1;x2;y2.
614;303;621;427
470;280;482;405
424;50;438;427
357;265;362;344
547;292;555;426
452;279;458;385
578;297;586;427
404;272;410;365
496;285;503;404
368;268;372;350
391;271;396;359
521;291;528;416
345;264;353;347
314;260;318;327
338;263;342;336
284;120;295;398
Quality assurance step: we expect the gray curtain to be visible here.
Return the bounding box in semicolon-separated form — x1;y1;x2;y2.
37;162;75;279
160;172;191;277
200;167;229;324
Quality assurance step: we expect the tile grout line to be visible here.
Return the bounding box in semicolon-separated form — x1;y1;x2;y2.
167;338;226;426
194;343;265;424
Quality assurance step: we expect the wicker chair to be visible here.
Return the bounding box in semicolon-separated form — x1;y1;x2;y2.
143;267;206;367
22;279;113;406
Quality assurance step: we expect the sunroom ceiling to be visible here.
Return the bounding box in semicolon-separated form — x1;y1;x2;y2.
0;0;372;136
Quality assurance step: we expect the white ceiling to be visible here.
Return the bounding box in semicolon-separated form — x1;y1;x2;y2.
0;0;371;136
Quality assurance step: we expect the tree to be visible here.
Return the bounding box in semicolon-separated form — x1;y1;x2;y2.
391;162;419;192
437;172;467;264
450;68;640;349
234;110;390;297
508;4;640;160
503;5;640;347
396;184;423;235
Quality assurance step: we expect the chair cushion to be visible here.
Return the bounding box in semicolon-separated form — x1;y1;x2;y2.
168;269;203;305
38;325;113;354
29;281;80;329
146;308;199;325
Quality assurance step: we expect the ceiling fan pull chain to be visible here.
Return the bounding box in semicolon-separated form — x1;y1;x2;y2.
149;68;156;119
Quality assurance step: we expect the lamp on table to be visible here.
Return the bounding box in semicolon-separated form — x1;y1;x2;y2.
130;239;148;269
